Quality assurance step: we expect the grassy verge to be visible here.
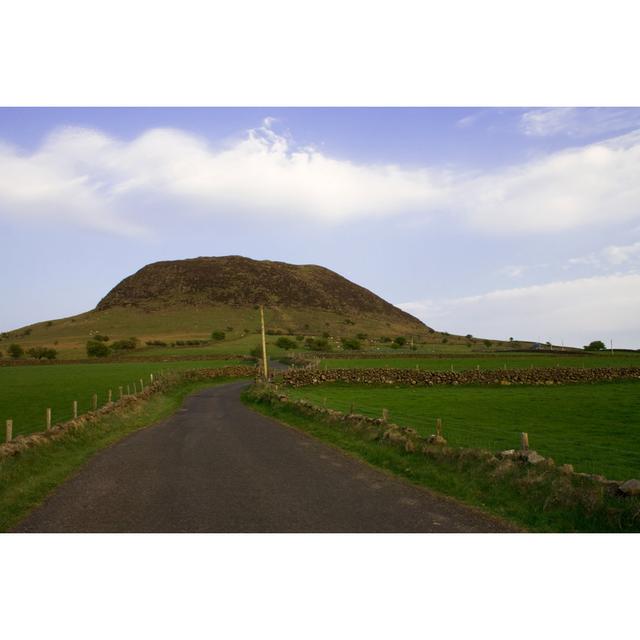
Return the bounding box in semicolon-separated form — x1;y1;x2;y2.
243;386;640;532
0;377;237;532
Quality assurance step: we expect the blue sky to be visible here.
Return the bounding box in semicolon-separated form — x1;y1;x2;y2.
1;107;640;347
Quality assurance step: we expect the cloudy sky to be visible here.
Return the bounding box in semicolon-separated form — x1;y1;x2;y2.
1;107;639;347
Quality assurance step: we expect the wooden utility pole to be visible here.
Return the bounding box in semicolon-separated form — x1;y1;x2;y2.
260;305;269;380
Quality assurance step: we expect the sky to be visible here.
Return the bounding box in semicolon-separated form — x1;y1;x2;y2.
1;107;640;348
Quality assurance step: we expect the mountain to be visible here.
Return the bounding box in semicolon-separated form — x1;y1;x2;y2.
2;257;431;358
96;256;425;328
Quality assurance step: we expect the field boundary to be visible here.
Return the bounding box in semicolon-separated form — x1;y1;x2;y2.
277;365;640;387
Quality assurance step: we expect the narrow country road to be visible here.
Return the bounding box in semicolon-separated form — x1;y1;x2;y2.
15;381;515;532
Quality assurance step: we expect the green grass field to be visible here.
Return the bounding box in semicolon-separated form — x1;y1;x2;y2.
0;359;246;437
285;381;640;480
319;353;640;370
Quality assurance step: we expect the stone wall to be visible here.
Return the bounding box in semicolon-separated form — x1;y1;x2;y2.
277;366;640;388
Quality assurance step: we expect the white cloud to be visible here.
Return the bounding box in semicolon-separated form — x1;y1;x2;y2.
1;119;640;235
400;274;640;349
0;121;449;234
520;107;640;138
460;130;640;233
567;240;640;269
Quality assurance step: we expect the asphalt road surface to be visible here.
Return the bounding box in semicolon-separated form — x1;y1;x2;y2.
15;381;515;532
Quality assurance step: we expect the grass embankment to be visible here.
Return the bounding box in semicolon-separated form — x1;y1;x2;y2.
284;382;640;480
0;359;244;438
0;376;239;532
320;353;640;370
244;386;640;532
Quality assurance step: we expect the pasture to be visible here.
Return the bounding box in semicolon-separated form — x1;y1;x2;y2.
319;353;640;370
0;359;246;438
285;381;640;480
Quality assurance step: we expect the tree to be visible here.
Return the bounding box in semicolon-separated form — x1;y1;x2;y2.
341;338;361;350
305;337;330;351
584;340;606;351
93;334;109;342
27;346;57;360
211;331;226;341
276;337;297;350
87;340;110;357
8;343;23;359
483;339;493;348
394;336;407;346
111;338;138;350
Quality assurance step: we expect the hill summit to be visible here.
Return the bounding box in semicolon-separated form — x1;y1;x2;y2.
96;256;426;330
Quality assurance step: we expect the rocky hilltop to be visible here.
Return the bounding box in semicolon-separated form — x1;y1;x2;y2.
96;256;427;330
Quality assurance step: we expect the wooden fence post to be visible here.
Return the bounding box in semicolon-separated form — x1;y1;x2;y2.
349;402;354;415
46;408;52;431
436;418;443;438
139;378;144;391
92;394;98;411
5;419;12;443
108;389;112;403
382;408;389;422
520;432;529;451
150;373;154;383
127;384;131;396
73;400;78;419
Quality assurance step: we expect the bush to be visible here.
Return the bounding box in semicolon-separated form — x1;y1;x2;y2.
8;344;24;359
111;338;138;351
483;339;493;348
390;342;400;349
145;340;167;347
93;334;109;342
393;336;407;346
27;346;57;360
211;331;226;341
356;333;368;341
584;340;606;351
305;337;330;351
276;337;297;350
86;340;110;357
296;335;304;341
250;345;263;359
322;331;330;339
341;338;361;350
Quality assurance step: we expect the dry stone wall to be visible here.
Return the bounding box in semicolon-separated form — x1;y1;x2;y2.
278;366;640;388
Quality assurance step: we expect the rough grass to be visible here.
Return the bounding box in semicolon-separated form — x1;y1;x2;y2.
244;387;640;533
0;377;237;532
284;381;640;480
0;359;244;437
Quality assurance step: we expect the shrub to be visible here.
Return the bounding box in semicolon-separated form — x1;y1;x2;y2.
27;346;57;360
46;320;53;327
584;340;606;351
211;331;226;341
483;339;493;348
296;335;304;341
441;338;448;344
93;334;110;342
145;340;167;347
322;331;330;339
390;342;400;349
250;345;263;358
8;344;24;358
111;338;138;351
341;338;361;350
393;336;407;346
276;337;297;350
356;333;368;341
86;340;110;357
305;337;330;351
